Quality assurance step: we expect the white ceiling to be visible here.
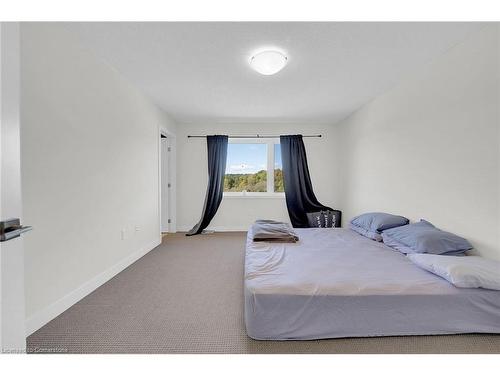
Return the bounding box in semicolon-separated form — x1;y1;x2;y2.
61;22;483;124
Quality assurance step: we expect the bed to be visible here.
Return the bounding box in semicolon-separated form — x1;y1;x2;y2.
244;228;500;340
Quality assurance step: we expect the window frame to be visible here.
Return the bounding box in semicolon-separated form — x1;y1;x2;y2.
223;138;285;198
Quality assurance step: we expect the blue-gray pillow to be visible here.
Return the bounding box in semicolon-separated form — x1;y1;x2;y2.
349;212;409;241
349;223;383;241
382;220;473;255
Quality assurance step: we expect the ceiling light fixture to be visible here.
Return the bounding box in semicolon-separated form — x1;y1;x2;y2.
249;50;288;75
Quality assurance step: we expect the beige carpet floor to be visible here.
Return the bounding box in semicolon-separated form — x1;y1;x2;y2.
27;232;500;354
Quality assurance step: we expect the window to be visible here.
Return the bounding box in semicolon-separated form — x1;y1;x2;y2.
224;143;267;192
224;139;284;196
274;144;284;192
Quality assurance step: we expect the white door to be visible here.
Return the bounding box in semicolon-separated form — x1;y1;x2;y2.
0;22;28;353
161;136;169;233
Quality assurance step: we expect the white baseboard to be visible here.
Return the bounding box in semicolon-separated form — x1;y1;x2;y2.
176;225;248;232
25;238;161;337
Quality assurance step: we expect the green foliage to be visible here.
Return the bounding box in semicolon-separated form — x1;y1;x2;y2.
224;169;284;193
274;168;284;192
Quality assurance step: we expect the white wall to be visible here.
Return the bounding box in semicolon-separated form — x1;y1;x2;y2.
20;23;176;333
176;123;340;231
336;25;500;260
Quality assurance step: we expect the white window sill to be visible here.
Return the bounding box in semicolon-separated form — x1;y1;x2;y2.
223;192;285;199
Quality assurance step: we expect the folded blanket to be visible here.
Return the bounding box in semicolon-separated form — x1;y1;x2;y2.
251;220;299;243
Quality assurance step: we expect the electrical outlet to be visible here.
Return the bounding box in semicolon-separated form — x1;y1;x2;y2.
135;225;140;232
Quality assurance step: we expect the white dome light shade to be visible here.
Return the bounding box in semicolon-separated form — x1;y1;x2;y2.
250;50;288;75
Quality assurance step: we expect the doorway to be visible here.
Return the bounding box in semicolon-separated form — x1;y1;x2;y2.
160;132;172;234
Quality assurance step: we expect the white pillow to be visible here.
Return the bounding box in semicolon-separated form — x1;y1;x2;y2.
408;253;500;290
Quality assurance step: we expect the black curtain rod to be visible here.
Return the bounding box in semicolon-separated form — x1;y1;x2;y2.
187;135;322;139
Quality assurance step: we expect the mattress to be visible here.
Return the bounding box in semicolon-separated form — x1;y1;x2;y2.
244;228;500;340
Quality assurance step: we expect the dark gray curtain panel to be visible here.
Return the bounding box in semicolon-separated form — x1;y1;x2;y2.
186;135;228;236
280;134;340;228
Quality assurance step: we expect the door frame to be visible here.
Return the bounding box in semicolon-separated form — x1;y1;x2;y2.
158;126;176;235
0;22;27;352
